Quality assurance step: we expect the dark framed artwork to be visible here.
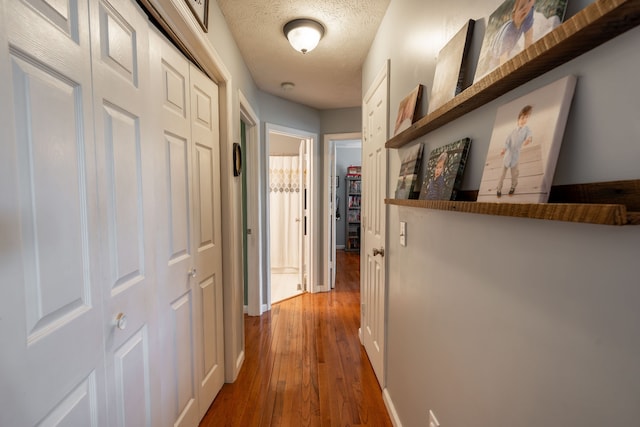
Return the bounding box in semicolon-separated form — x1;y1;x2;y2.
233;143;242;176
418;138;471;201
185;0;209;32
394;143;424;199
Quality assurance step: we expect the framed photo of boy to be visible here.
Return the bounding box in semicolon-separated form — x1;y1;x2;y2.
186;0;209;32
418;138;471;201
393;85;423;136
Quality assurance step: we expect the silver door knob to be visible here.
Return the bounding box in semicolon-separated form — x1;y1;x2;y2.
188;268;197;278
115;313;127;330
373;247;385;257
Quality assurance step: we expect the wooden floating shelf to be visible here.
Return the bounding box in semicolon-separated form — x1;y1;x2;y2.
385;180;640;226
386;199;639;226
386;0;640;149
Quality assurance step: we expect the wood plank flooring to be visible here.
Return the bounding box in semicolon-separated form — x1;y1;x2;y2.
200;250;392;426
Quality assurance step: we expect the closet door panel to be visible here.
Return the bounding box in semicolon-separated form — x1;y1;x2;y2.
150;28;200;427
190;65;224;416
89;0;158;425
0;0;107;425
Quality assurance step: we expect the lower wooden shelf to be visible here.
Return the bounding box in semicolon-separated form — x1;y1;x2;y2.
385;179;640;226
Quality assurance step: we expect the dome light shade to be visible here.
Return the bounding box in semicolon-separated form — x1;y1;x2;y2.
284;19;324;54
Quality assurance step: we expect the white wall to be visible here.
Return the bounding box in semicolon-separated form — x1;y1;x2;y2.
269;133;301;155
321;107;362;134
363;0;640;426
206;2;260;142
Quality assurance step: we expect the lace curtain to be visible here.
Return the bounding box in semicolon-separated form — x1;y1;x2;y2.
269;156;301;271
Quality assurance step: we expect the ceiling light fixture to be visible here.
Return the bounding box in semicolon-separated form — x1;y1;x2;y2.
283;19;325;54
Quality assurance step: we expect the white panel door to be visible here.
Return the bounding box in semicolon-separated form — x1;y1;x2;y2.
150;28;201;427
0;0;107;425
361;63;388;387
189;65;225;417
89;0;159;426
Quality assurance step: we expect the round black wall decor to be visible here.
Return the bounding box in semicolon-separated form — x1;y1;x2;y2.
233;143;242;176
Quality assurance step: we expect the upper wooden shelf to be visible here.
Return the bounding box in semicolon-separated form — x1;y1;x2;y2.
385;180;640;226
386;0;640;149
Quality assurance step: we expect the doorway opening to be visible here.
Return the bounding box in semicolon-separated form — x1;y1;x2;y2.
266;124;317;306
240;92;262;317
323;133;362;291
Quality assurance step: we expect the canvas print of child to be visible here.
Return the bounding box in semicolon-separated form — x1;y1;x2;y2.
425;152;449;199
474;0;568;83
477;75;577;204
419;138;471;201
497;104;532;197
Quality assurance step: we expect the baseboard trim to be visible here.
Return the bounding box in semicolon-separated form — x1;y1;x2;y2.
235;350;245;375
383;388;402;427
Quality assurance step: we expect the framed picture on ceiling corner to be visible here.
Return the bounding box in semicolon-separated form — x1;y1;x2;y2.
185;0;209;32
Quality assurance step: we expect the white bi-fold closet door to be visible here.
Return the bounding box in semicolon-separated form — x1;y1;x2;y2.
149;26;225;426
0;0;109;424
0;0;224;425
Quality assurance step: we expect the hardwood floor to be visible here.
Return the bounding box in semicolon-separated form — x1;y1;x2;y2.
200;250;392;426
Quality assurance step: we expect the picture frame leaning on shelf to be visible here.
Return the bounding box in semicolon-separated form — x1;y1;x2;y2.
393;85;424;136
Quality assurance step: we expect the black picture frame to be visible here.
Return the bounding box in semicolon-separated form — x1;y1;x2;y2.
185;0;209;32
233;143;242;176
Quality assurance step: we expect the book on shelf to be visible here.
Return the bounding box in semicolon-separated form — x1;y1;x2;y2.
348;179;361;194
395;143;424;199
477;75;576;203
419;138;471;201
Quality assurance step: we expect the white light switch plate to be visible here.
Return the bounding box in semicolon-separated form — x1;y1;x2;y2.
400;221;406;247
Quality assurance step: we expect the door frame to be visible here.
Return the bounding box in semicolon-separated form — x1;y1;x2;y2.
239;91;262;320
322;133;361;292
264;123;318;308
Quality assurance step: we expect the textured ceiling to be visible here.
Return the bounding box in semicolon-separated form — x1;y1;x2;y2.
216;0;390;110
